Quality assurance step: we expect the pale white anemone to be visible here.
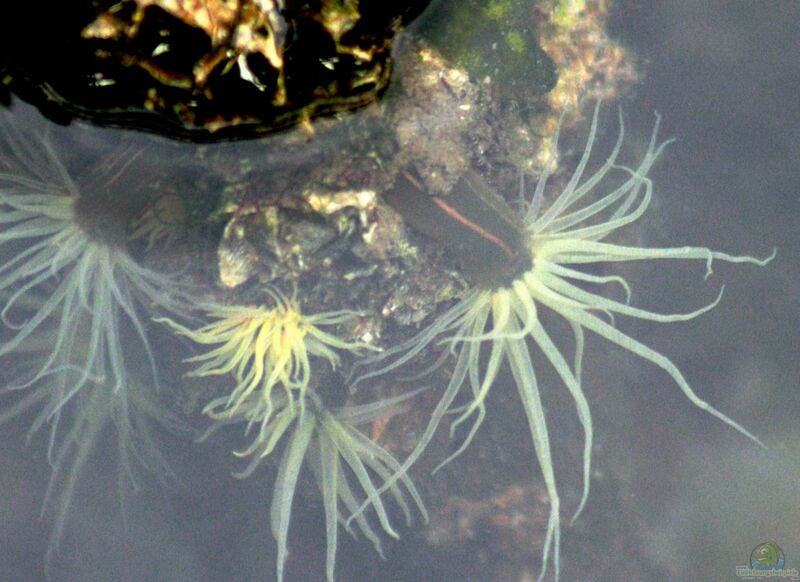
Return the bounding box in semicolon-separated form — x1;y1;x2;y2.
351;102;773;581
0;115;191;557
203;387;426;582
0;119;191;395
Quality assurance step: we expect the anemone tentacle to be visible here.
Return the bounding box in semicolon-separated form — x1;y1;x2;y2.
348;102;772;582
0;114;194;562
159;289;376;439
0;117;194;396
202;387;426;582
0;316;187;566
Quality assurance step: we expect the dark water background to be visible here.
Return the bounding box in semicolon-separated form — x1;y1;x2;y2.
1;1;799;581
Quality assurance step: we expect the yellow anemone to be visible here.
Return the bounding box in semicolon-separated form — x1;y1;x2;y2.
351;102;773;581
202;388;426;582
159;289;374;429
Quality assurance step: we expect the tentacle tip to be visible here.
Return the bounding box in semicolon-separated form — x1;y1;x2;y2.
431;451;460;475
569;505;586;526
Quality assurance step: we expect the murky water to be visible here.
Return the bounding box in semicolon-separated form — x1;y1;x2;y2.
1;2;798;581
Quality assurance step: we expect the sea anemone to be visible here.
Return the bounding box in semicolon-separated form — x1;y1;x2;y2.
0;116;191;396
203;387;427;582
351;102;774;580
0;356;185;565
0;113;192;557
158;288;375;438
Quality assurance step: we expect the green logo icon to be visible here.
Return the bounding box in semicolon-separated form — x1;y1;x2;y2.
751;541;785;570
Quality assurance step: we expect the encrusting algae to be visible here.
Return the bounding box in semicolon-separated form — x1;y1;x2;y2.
349;102;774;581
